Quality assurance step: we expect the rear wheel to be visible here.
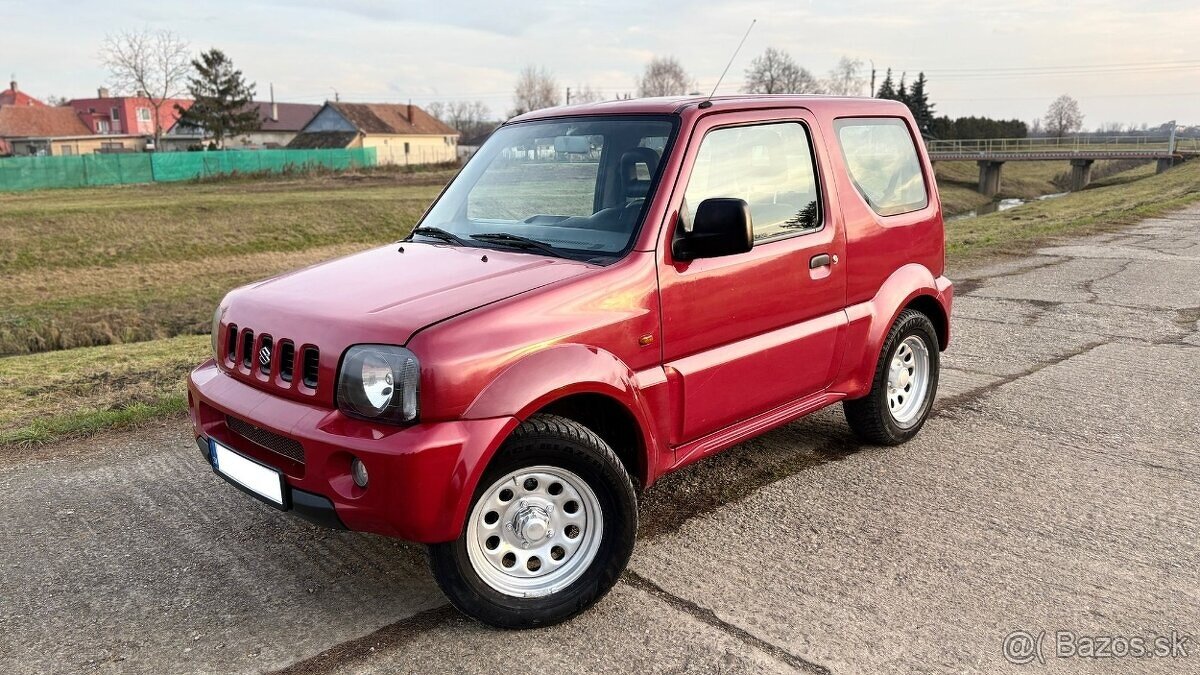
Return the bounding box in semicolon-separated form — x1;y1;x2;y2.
843;309;940;445
428;414;637;628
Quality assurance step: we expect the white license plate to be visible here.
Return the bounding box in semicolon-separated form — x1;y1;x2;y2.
210;440;286;506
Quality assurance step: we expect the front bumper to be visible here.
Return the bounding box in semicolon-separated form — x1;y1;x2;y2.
188;359;518;543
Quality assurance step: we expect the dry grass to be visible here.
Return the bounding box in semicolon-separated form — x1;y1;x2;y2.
0;171;453;355
0;334;209;444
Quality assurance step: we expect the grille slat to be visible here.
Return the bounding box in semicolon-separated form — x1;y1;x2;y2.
227;415;305;464
225;324;238;362
241;330;254;369
279;341;295;382
302;348;320;389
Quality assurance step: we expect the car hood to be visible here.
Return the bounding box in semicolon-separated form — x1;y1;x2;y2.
223;242;595;348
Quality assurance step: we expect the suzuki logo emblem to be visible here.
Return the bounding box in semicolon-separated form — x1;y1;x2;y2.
258;346;272;368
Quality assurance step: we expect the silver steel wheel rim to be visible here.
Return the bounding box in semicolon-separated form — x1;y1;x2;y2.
466;465;603;598
887;335;931;428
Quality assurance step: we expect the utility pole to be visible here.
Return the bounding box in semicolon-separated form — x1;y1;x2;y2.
870;60;876;98
566;87;571;105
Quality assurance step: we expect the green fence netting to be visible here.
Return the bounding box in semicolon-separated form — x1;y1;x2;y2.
0;148;377;192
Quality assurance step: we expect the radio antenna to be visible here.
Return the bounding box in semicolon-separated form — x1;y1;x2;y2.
700;19;756;108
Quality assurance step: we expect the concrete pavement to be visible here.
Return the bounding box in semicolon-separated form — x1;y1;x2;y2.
2;206;1198;674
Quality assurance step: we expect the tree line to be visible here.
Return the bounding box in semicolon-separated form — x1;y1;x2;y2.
96;30;1098;146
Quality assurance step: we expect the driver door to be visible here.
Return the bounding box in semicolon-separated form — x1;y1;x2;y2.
658;108;847;444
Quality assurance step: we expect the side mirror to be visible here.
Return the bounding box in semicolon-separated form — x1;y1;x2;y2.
672;198;754;261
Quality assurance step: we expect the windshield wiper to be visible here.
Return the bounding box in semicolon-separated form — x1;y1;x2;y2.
411;226;469;246
470;232;571;259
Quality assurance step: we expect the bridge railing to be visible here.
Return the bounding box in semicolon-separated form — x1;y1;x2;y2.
926;136;1181;154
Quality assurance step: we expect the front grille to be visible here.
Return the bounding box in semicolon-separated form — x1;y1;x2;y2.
227;415;305;464
223;323;319;393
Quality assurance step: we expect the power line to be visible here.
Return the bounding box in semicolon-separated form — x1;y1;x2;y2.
892;58;1200;75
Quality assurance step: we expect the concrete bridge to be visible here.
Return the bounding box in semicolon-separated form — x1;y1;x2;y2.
927;135;1198;197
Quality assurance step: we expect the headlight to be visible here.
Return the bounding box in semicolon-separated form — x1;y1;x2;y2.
337;345;420;424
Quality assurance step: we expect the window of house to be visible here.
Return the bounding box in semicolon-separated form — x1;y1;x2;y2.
60;145;75;156
683;122;822;241
137;108;151;122
834;118;928;216
112;107;120;121
404;142;411;154
96;119;110;134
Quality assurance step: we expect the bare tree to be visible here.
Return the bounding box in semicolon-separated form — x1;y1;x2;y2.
100;29;191;145
1043;94;1084;138
511;65;560;116
427;100;494;140
570;84;603;104
823;56;867;96
743;47;819;94
637;56;693;97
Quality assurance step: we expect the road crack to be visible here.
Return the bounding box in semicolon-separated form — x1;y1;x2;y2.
623;571;832;675
935;339;1111;414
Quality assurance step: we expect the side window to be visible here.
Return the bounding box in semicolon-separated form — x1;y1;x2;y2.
835;118;928;216
683;122;821;240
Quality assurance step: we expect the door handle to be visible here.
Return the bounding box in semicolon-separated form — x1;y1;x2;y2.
809;253;831;269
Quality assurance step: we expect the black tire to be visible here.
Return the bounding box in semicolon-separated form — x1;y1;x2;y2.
843;308;940;445
427;413;638;629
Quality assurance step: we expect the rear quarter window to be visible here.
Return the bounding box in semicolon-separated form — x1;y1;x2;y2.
834;118;928;216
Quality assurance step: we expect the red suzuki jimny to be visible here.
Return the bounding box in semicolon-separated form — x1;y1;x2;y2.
189;95;953;628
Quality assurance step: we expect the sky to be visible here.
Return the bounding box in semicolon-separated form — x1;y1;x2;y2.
2;0;1198;127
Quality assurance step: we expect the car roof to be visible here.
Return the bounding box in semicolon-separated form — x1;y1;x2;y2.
507;95;908;124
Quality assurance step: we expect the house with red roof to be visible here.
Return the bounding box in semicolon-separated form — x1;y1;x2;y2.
0;105;148;156
287;102;458;165
0;80;46;108
67;87;191;139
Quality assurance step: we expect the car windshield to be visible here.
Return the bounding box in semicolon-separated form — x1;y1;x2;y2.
416;116;676;262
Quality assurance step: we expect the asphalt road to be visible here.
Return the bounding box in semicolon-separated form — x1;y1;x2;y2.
3;207;1198;674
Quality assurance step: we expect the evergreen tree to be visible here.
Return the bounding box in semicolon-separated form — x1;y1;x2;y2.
875;68;896;99
896;73;909;107
908;72;935;133
175;49;260;149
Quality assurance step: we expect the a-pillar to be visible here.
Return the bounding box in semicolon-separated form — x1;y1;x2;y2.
1069;159;1095;191
977;161;1004;197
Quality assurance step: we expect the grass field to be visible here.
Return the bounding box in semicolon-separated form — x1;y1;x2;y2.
0;170;455;356
3;159;1198;445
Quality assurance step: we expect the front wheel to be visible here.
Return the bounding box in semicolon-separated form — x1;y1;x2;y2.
843;309;940;445
428;414;637;629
